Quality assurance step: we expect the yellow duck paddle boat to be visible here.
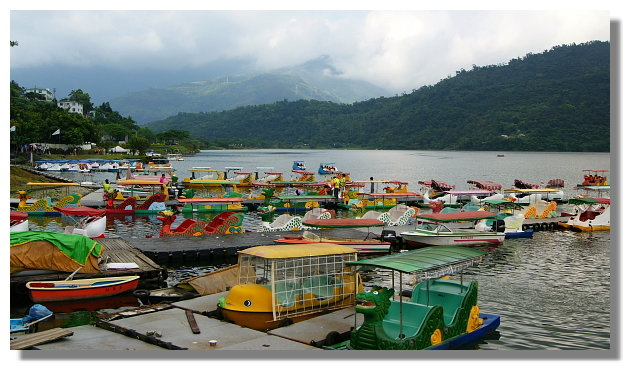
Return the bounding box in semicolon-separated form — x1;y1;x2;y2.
218;243;363;331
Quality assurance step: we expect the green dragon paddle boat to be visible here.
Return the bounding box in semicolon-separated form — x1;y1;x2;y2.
327;246;500;350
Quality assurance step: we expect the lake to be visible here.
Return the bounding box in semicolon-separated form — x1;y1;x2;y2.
14;149;612;350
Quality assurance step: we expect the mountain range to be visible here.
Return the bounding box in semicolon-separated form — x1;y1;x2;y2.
144;41;610;152
107;56;391;124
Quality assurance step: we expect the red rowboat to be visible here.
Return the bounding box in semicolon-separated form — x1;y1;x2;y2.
26;275;140;302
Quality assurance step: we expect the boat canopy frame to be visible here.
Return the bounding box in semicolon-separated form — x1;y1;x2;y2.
237;243;360;321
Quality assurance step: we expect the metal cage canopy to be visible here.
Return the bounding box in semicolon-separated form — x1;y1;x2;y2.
346;246;486;279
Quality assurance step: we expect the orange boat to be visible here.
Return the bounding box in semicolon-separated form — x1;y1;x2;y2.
26;276;140;302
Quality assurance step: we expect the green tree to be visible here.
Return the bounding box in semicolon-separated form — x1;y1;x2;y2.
127;135;151;156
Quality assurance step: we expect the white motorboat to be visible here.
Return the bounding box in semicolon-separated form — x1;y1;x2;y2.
401;211;505;247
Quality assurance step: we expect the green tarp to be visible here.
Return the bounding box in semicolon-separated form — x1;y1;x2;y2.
10;231;103;265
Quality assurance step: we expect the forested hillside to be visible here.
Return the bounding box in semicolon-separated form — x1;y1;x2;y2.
145;41;610;152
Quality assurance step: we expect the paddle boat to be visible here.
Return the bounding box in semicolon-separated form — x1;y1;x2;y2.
578;169;609;187
546;178;565;188
257;187;337;214
292;160;308;173
104;190;137;214
224;167;255;188
259;207;334;232
401;211;505;247
181;167;242;197
54;206;107;238
26;275;140;303
558;197;610;232
145;157;174;174
318;162;339;175
16;183;83;216
290;168;317;183
343;181;422;210
110;191;168;214
504;188;565;204
512;179;540;189
217;243;363;331
327;246;500;350
156;209;244;237
418;180;456;199
421;189;501;208
178;197;247;213
254;168;285;184
467;179;502;192
275;218;393;255
359;204;418;226
478;200;534;238
110;180;168;214
10;211;29;232
166;153;184;161
113;178;170;199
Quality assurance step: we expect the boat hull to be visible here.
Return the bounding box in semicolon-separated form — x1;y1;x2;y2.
504;229;534;239
326;313;501;350
219;308;323;331
26;276;140;303
401;232;505;247
427;313;501;349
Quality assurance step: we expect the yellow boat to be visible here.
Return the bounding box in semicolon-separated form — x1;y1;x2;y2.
217;243;362;331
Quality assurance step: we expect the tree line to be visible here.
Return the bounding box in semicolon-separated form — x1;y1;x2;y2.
147;41;610;152
9;81;201;157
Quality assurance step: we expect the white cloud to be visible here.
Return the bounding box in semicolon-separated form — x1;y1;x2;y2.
10;10;609;92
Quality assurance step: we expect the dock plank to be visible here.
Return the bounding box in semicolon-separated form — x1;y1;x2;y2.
103;308;268;350
30;325;167;350
268;307;359;346
10;327;74;350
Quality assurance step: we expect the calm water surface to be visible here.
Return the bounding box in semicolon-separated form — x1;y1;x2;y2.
18;150;612;350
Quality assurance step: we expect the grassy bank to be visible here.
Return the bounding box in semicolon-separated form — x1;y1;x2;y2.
9;166;94;199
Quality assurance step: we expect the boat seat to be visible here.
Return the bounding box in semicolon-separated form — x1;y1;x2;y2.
382;301;432;339
272;281;302;307
410;280;470;325
302;276;342;300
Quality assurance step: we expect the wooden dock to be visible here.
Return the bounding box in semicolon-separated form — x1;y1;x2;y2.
26;292;358;351
130;228;383;265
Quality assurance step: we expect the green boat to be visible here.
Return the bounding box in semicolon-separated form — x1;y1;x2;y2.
327;246;500;350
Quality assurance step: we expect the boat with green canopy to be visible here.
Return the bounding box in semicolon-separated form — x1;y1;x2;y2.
326;245;500;350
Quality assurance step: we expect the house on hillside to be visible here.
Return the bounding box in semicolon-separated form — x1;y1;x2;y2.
25;87;54;101
57;100;84;115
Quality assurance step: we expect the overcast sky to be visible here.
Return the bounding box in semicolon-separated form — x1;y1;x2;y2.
9;8;610;93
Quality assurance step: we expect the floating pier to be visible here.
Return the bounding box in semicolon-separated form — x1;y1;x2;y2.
23;292;358;350
132;228;383;265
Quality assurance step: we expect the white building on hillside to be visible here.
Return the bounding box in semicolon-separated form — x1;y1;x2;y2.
57;100;84;115
25;87;54;101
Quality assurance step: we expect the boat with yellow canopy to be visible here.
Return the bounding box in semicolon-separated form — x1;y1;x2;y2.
217;243;362;331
